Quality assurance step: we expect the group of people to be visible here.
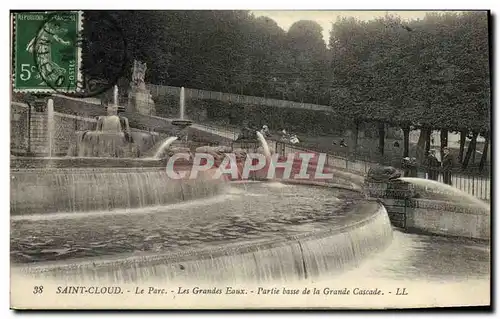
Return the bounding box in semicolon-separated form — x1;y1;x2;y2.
237;123;455;185
425;147;454;185
280;129;300;144
402;147;454;185
333;139;348;147
258;125;301;144
236;123;300;145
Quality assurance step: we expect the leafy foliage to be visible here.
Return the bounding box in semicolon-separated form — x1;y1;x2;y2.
81;11;491;136
328;12;490;134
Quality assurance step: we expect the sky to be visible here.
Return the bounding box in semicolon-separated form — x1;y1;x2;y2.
251;10;449;46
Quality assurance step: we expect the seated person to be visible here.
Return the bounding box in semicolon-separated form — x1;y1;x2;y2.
290;134;300;144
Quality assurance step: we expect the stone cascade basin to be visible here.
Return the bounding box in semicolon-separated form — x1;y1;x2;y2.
11;144;489;289
10;166;226;216
17;132;474;287
11;129;392;285
10;90;491;307
11;181;393;285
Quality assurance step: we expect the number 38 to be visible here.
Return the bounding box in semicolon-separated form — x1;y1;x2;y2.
33;286;43;294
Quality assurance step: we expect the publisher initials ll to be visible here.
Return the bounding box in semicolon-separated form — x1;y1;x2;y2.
395;288;408;295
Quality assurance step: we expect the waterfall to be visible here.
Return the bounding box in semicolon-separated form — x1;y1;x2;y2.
70;131;133;158
154;136;179;159
10;167;226;216
15;203;393;284
256;131;271;159
113;85;118;106
180;87;185;120
400;177;490;211
47;99;54;157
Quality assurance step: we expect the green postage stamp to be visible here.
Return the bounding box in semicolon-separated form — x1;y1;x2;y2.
12;11;83;93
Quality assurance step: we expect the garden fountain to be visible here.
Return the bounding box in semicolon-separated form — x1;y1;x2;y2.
9;85;490;308
65;85;162;158
11;102;397;285
150;86;194;158
171;87;193;131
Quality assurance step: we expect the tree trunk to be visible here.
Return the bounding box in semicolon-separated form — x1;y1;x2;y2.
378;122;385;156
462;131;478;169
416;128;427;164
472;143;477;164
346;119;359;156
425;129;431;155
458;130;467;164
353;119;359;154
479;133;489;171
416;127;431;164
403;125;410;158
440;129;448;161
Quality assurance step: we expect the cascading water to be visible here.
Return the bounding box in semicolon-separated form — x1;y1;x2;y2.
180;87;185;120
12;183;393;284
68;131;136;158
400;177;490;211
256;131;272;159
66;106;144;158
47;99;55;158
14;95;486;295
169;86;192;140
10;97;490;309
153;136;179;159
11;169;489;303
113;85;119;106
10;168;226;215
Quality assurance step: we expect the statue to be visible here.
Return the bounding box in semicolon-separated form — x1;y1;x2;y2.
364;165;417;199
131;60;147;90
127;60;156;116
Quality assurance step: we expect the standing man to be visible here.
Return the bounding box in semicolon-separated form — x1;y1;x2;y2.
441;147;453;185
261;125;270;137
425;149;440;181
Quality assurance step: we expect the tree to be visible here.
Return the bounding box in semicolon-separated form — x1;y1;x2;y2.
479;131;490;171
329;15;419;156
328;12;490;163
80;10;491;157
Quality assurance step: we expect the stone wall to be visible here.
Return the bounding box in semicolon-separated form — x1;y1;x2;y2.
11;103;51;155
10;102;161;156
29;113;48;155
53;113;97;156
51;95;106;117
381;197;489;241
11;103;28;153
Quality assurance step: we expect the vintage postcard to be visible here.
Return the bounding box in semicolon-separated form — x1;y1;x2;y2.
9;9;491;310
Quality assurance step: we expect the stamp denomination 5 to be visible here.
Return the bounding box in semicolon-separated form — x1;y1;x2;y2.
12;11;82;93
